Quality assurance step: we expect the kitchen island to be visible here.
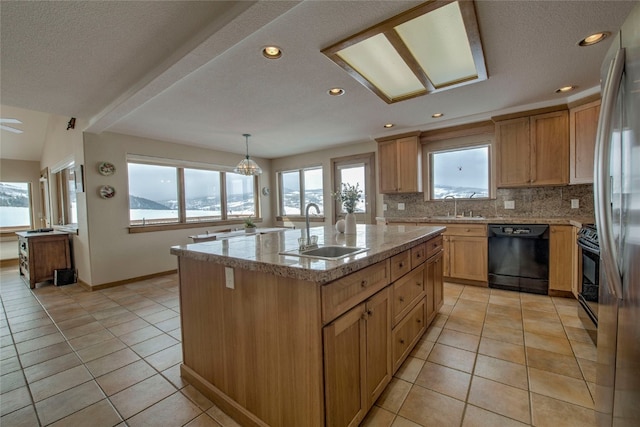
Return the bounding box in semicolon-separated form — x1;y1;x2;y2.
171;224;444;427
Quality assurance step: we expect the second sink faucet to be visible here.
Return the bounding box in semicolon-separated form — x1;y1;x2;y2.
305;203;320;247
443;195;457;217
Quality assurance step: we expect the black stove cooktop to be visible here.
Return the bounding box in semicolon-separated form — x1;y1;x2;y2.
577;224;599;254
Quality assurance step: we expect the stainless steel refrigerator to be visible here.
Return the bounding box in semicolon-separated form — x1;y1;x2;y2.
594;3;640;426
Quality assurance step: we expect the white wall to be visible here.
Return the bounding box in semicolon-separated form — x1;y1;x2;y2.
83;132;273;286
270;140;380;228
0;159;42;260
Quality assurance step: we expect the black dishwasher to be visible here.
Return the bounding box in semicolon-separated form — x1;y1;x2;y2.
488;224;549;295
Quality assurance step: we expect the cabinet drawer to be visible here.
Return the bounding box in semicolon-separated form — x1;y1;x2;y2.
390;250;411;282
410;243;426;269
392;297;426;372
321;260;390;324
425;235;443;259
441;224;487;237
392;265;424;326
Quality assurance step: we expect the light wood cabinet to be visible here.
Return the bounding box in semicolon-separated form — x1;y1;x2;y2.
495;110;569;187
324;287;391;427
17;231;72;289
569;100;600;184
434;224;488;284
377;133;422;194
425;250;444;325
392;265;425;326
392;297;426;372
549;225;578;295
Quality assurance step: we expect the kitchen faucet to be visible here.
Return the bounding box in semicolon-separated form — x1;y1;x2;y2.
304;203;320;248
443;195;457;217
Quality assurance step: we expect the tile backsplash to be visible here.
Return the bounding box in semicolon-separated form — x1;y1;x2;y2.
383;184;594;219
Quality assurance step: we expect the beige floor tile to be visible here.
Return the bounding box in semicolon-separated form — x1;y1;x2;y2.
6;316;53;334
0;356;21;375
108;318;151;337
414;361;471;401
521;300;557;313
444;315;483;336
375;378;412;413
61;321;107;340
86;348;140;377
181;384;214;411
68;329;117;351
528;367;594;409
526;347;583;379
484;314;523;332
155;316;181;332
127;391;201;426
462;404;529;427
523;318;566;338
391;416;422;427
488;294;522;307
18;341;74;368
394;356;425;383
0;404;39;426
474;354;528;390
482;322;524;346
570;340;598;362
437;328;481;352
162;364;190;390
76;337;128;363
15;331;65;354
184;413;224;427
559;314;584;329
96;359;156;396
452;298;488;315
409;337;434;360
130;333;179;357
427;343;476;373
522;308;559;322
431;313;448;328
478;337;526;365
577;357;598;383
11;323;58;343
531;392;598;427
467;376;531;424
422;325;442;342
399;385;465;426
35;381;105;425
1;370;27;394
206;404;242;427
30;365;93;402
109;374;176;419
525;331;573;356
49;399;123;427
98;311;139;328
90;306;131;321
564;325;595;343
361;405;395;427
0;386;32;416
439;303;454;315
145;343;182;371
23;351;82;383
119;325;164;346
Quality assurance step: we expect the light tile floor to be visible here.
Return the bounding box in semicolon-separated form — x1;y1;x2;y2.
1;267;598;426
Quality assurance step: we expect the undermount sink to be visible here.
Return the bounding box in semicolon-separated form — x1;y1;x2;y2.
280;245;369;260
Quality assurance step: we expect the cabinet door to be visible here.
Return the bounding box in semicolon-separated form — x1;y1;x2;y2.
364;287;391;408
530;110;569;186
378;140;398;193
496;117;531;187
448;236;488;282
570;100;600;184
549;225;577;293
425;251;443;325
396;136;422;193
323;303;367;427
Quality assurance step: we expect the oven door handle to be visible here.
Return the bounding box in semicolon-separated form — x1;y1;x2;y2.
594;47;624;300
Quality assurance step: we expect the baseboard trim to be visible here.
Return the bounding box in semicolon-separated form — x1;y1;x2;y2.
80;270;178;292
0;258;19;268
548;289;575;299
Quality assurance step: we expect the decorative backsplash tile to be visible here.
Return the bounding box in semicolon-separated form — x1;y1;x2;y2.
383;184;594;219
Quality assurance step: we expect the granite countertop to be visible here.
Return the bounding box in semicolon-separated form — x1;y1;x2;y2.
380;216;594;228
171;224;445;284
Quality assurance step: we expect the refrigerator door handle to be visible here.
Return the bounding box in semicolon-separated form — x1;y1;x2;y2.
594;47;625;299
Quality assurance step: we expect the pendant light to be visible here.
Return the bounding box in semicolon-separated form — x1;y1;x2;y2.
234;133;262;176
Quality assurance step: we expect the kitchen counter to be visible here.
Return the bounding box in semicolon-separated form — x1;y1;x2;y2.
380;216;594;228
171;223;444;284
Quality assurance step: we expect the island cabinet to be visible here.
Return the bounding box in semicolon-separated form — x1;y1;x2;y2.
495;109;569;187
432;224;488;285
376;132;422;194
569;99;600;184
174;227;444;427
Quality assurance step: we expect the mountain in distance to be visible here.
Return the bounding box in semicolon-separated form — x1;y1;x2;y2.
129;195;171;210
0;183;29;207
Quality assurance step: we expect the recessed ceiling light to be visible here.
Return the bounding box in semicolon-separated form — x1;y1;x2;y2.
383;123;394;128
328;88;345;96
262;46;282;59
432;113;444;118
555;85;576;93
579;32;610;46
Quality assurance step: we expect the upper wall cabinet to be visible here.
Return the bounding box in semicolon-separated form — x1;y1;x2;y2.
569;99;600;184
376;133;422;194
494;109;569;187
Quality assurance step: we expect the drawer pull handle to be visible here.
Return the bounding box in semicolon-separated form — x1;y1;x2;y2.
416;282;421;287
399;262;404;268
416;253;421;258
416;319;422;324
367;309;373;316
399;339;405;344
399;296;405;302
361;280;367;287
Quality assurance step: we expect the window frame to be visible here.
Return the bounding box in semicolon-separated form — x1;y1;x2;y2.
127;156;260;233
276;165;325;219
50;159;78;229
0;181;33;233
422;133;496;202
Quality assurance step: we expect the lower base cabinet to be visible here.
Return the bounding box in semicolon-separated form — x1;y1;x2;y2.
425;250;444;325
323;287;391;427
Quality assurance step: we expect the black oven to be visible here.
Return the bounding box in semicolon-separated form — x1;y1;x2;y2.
577;225;599;345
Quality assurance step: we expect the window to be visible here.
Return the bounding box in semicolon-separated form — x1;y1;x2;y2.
331;153;376;225
51;164;77;226
425;137;493;200
0;182;32;229
277;167;323;216
335;164;366;213
127;158;257;227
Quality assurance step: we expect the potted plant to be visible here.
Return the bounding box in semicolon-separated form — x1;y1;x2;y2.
244;216;257;233
333;183;362;234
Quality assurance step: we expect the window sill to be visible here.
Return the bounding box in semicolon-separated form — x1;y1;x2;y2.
128;219;262;234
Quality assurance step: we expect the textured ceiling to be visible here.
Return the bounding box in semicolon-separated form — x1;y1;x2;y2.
1;0;637;161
